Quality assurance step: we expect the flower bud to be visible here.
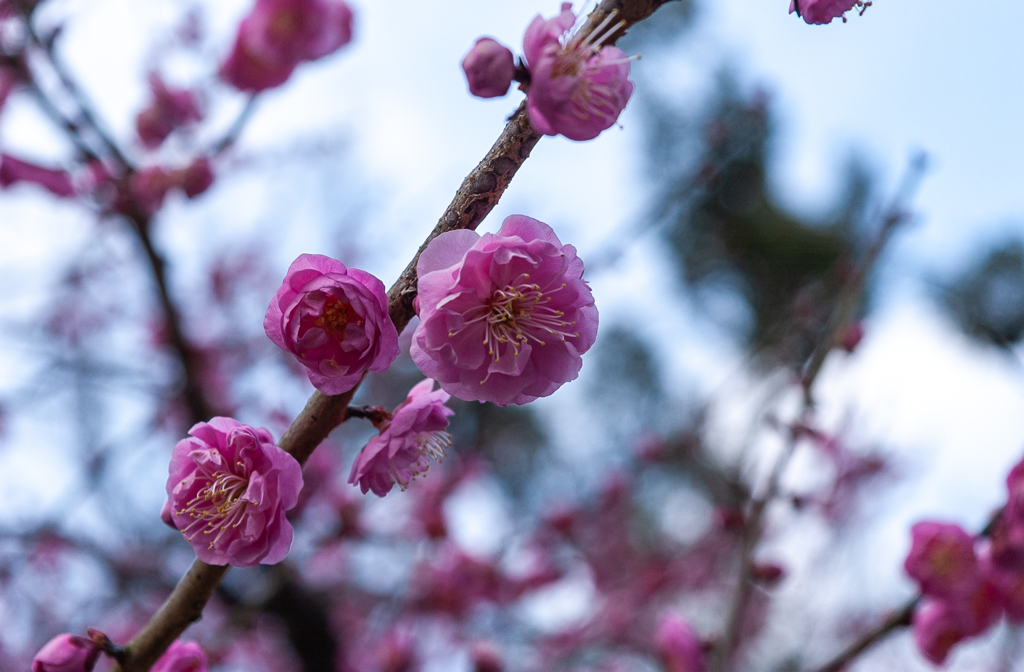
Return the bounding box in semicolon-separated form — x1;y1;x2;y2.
32;634;100;672
461;38;515;98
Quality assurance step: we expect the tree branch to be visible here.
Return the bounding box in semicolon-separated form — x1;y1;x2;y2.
108;2;679;669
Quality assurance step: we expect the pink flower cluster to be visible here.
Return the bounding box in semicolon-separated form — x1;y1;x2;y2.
460;3;634;141
0;154;75;198
904;455;1024;664
221;0;354;92
411;215;598;406
348;379;454;497
165;417;303;567
265;254;400;395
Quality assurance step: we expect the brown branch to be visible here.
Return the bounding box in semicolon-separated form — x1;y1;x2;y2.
109;2;679;669
122;211;215;424
210;95;259;156
808;598;918;672
14;1;132;170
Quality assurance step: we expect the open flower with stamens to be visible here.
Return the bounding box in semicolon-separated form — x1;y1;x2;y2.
348;379;454;497
265;254;400;395
522;3;634;141
411;215;598;406
165;417;303;567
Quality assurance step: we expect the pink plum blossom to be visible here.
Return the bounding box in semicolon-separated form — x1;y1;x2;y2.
984;556;1024;622
1005;458;1024;526
151;640;208;672
135;74;202;149
904;522;981;599
655;613;706;672
177;158;215;198
348;378;454;496
0;154;75;198
789;0;860;25
32;634;100;672
220;0;354;92
913;599;966;666
411;215;598;406
523;3;634;141
264;254;400;395
165;417;303;567
462;37;516;98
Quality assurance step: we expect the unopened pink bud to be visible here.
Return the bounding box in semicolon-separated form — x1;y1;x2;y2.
136;74;202;149
839;322;864;352
32;634;100;672
655;614;706;672
151;640;208;672
752;562;786;587
0;154;75;198
462;38;515;98
470;642;503;672
176;158;214;199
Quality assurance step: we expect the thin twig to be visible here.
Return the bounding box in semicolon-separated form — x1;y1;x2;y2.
210;95;258;156
716;154;928;670
122;211;215;424
14;0;132;170
808;599;918;672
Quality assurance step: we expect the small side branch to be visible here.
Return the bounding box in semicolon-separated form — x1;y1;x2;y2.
115;561;229;672
716;154;928;670
807;598;917;672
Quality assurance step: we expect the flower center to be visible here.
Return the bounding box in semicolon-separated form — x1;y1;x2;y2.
315;295;360;337
270;9;302;40
449;273;581;365
178;456;254;550
390;431;452;491
547;12;637;122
